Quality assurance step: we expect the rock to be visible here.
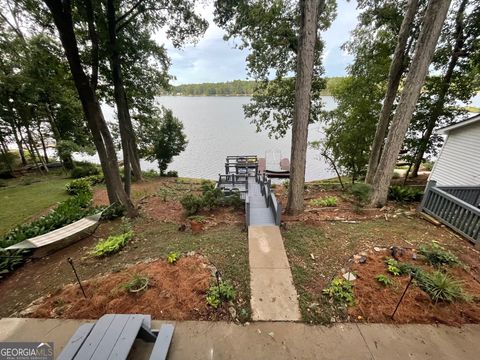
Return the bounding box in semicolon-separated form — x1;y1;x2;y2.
228;307;237;319
412;252;417;260
310;253;315;260
359;256;367;264
374;246;385;252
342;272;357;281
308;302;320;309
268;332;275;338
257;329;262;334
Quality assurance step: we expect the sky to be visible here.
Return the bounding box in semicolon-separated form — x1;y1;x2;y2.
156;0;359;85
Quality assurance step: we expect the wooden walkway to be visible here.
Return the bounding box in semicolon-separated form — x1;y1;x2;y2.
247;177;275;226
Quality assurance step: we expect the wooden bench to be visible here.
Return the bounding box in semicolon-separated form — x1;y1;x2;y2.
57;314;174;360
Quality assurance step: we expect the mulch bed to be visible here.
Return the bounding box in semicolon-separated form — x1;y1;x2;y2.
25;255;230;321
348;248;480;325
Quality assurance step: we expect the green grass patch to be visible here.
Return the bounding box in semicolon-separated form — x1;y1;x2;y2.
0;174;70;236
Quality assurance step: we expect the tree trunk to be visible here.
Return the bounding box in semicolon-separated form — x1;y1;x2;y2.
286;0;320;215
105;0;142;183
106;0;131;195
365;0;419;184
370;0;452;207
37;121;49;163
411;0;467;178
44;0;137;217
10;120;27;165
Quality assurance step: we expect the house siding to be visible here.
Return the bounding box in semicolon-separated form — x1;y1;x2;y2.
430;121;480;186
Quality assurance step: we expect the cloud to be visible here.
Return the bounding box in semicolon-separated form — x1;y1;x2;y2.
155;0;359;84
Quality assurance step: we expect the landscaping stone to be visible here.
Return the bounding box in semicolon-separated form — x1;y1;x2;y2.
342;272;357;281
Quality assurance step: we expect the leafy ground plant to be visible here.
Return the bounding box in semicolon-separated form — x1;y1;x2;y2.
92;231;134;257
375;274;393;286
206;280;236;308
386;258;401;276
310;196;337;207
388;185;423;202
322;277;355;306
419;242;460;267
122;274;149;293
167;251;181;264
65;178;92;196
418;271;467;303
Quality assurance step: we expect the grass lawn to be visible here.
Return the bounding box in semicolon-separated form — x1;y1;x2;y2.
0;172;70;236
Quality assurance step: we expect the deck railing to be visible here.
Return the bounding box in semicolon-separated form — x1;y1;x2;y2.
437;186;480;207
420;181;480;244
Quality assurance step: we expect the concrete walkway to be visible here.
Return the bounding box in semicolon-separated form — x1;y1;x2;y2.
1;318;480;359
248;225;301;321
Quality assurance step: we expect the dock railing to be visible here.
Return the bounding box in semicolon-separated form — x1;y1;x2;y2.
257;173;282;225
420;180;480;245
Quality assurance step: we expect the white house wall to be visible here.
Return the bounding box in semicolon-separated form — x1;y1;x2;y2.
430;121;480;186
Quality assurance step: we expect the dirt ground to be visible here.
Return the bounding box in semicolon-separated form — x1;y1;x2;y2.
349;249;480;325
25;255;232;321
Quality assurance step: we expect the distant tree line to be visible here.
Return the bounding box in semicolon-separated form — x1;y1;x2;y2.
165;78;344;97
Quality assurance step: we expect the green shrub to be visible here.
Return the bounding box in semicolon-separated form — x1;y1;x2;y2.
65;178;92;195
180;194;204;216
92;230;134;257
71;162;100;179
0;250;28;278
122;274;149;293
101;202;126;220
165;170;178;177
167;251;181;264
202;187;224;210
310;196;337;207
350;183;372;206
0;192;96;248
418;271;467;303
388;185;423;202
419;242;460;267
322;277;355;305
142;169;159;178
206;280;236;308
283;180;289;189
222;192;243;210
376;274;393;286
83;174;104;185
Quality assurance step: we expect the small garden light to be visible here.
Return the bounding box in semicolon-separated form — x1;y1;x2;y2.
67;257;87;299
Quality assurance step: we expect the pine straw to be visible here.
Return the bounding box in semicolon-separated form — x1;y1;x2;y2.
29;256;223;320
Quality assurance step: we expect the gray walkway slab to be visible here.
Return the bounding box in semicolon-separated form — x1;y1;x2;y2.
248;225;301;321
2;318;480;360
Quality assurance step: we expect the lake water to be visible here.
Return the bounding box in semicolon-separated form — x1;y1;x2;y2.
90;93;480;181
145;96;337;181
